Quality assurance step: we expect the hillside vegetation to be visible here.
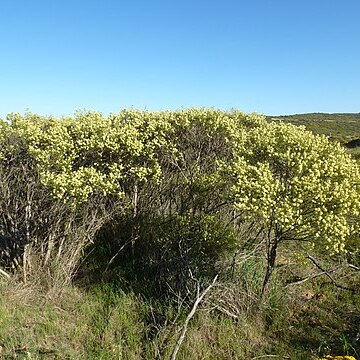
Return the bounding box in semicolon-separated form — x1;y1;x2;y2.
0;109;359;359
267;113;360;142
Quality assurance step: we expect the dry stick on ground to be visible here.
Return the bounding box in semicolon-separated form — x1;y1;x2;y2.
285;259;360;289
284;266;343;288
170;274;219;360
349;263;360;271
306;255;355;292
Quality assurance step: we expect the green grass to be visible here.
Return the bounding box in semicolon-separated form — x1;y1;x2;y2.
267;113;360;144
347;147;360;160
1;254;359;359
0;283;147;359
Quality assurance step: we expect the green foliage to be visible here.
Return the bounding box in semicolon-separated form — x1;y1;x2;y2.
1;108;359;290
267;112;360;144
135;214;239;296
225;121;360;254
0;118;113;286
4;109;252;205
8;111;169;203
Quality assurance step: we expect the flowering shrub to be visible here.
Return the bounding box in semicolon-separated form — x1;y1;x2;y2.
1;109;359;289
227;121;360;254
3;109;359;251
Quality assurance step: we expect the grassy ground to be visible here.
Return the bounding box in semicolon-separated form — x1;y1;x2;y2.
347;147;360;160
0;256;359;359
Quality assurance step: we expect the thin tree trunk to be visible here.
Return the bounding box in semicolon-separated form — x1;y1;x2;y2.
260;237;279;299
131;182;139;264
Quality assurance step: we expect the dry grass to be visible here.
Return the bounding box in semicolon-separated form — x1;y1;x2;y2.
0;252;359;359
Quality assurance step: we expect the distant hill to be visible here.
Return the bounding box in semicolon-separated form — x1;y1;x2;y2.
266;113;360;144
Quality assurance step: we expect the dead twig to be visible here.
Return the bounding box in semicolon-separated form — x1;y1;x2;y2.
213;304;238;319
104;239;132;273
349;263;360;271
0;267;10;279
307;255;355;292
285;266;342;288
170;274;218;360
285;260;360;289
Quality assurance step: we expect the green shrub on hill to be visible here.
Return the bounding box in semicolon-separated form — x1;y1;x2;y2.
1;109;359;293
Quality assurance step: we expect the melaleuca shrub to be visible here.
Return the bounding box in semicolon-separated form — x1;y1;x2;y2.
5;109;358;295
8;110;170;204
226;121;360;254
0;115;112;285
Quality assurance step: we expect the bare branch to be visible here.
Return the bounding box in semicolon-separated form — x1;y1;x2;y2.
306;255;355;291
170;274;218;360
104;240;132;273
285;266;342;288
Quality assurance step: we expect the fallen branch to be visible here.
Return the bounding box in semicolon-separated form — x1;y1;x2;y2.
213;304;238;319
170;274;218;360
307;255;355;291
285;266;341;288
286;260;360;289
349;263;360;271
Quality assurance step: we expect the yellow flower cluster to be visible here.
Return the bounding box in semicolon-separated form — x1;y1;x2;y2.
223;120;360;253
2;109;359;254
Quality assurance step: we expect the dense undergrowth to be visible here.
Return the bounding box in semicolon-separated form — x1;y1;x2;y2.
0;109;359;359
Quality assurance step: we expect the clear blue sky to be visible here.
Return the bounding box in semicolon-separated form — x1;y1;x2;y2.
0;0;359;118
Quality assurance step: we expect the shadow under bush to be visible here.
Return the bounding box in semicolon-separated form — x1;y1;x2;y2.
80;212;239;300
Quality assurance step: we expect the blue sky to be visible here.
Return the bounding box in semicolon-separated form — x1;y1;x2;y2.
0;0;359;118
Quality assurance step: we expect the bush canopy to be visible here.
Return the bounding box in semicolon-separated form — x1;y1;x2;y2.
0;109;359;291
